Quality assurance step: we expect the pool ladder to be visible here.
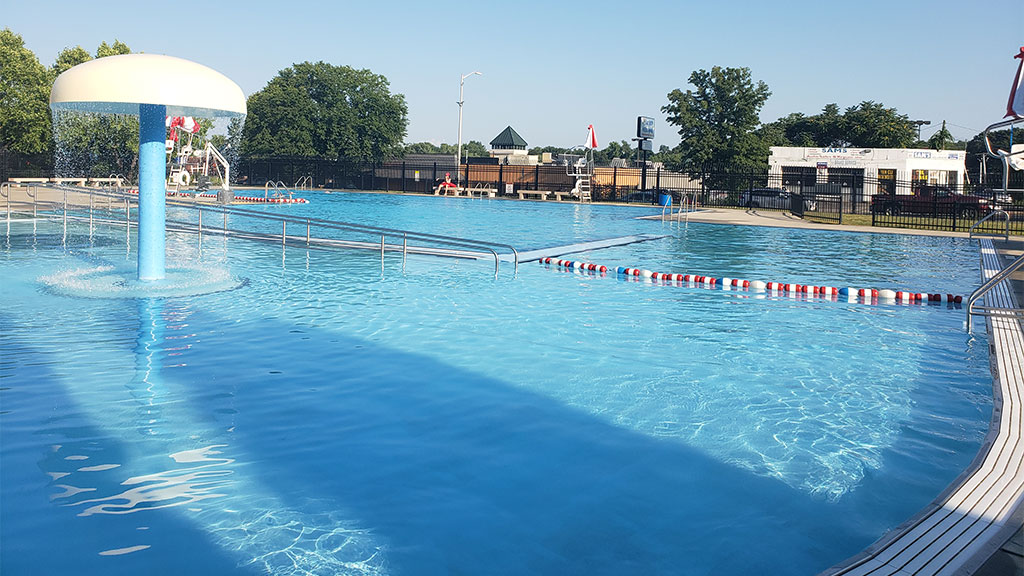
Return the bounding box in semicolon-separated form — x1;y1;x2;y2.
966;247;1024;332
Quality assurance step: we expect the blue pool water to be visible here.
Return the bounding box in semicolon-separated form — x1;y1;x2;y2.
1;193;993;575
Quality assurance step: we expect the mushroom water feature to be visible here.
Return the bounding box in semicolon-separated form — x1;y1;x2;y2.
50;54;246;281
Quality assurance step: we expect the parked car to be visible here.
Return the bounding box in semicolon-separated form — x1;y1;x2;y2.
871;185;993;219
740;187;790;210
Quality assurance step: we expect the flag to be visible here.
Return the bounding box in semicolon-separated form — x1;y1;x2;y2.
1006;46;1024;119
586;124;598;149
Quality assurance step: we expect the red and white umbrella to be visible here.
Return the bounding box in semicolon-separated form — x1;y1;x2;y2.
165;116;201;141
585;124;598;149
1007;46;1024;119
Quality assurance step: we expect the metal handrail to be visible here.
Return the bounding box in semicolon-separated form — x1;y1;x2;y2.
966;250;1024;332
10;184;519;274
969;209;1010;240
198;201;518;273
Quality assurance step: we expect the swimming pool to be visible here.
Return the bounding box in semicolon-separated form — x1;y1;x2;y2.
0;193;993;575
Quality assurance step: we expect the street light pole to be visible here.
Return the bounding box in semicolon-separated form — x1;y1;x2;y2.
457;71;481;190
911;119;931;142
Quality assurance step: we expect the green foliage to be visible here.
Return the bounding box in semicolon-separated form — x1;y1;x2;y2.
761;101;917;149
402;141;487;158
47;40;139;178
528;145;569;157
965;128;1017;186
52;110;138;177
662;66;772;171
593;140;637;165
50;45;91;80
926;120;955;150
841;101;916;148
95;40;130;59
0;28;52;156
242;61;408;166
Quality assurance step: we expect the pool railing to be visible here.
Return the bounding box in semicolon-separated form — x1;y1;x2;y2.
2;183;519;275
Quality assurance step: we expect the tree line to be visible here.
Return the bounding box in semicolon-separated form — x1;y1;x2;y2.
1;27;1014;184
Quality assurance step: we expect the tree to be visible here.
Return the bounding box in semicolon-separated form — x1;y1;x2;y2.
49;41;139;178
841;101;916;148
242;61;408;166
662;66;772;170
926;120;954;150
965;128;1020;190
0;29;52;157
95;40;130;59
50;45;91;79
592;140;637;166
403;141;487;158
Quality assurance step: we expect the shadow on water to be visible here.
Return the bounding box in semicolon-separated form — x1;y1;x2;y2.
0;322;246;576
162;307;886;576
1;225;993;576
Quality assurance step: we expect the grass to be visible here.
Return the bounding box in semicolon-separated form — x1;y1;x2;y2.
802;211;1021;235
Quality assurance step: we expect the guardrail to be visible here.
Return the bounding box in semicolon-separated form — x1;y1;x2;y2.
2;183;519;275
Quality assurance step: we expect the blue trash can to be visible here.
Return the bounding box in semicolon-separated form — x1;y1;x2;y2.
658;192;672;206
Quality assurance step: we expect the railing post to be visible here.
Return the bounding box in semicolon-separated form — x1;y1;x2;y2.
63;190;67;241
534;165;539;190
402;161;407;193
306;219;310;246
613;167;618;199
498;164;504;195
89;193;94;231
282;221;287;246
198;206;203;237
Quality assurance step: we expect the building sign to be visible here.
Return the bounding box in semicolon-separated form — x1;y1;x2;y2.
816;162;828;184
637;116;655;139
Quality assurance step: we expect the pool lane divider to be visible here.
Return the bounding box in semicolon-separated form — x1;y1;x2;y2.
127;189;309;204
540;257;964;306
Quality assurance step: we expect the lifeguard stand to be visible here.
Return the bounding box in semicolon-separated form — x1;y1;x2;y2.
564;124;598;202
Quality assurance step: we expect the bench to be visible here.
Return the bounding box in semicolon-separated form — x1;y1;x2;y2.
517;189;550;200
88;177;125;187
52;178;88;186
7;178;49;184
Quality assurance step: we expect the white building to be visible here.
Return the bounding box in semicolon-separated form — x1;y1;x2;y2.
768;146;967;200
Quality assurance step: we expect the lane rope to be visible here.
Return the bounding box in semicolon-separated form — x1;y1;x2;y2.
539;257;963;306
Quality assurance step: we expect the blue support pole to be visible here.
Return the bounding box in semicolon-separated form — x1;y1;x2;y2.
138;104;167;281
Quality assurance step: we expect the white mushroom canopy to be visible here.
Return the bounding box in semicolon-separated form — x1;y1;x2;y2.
50;53;246;118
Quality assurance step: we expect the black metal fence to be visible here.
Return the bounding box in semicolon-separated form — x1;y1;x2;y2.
9;149;1024;234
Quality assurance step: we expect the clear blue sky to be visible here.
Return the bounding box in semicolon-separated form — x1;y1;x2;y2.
6;0;1021;149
